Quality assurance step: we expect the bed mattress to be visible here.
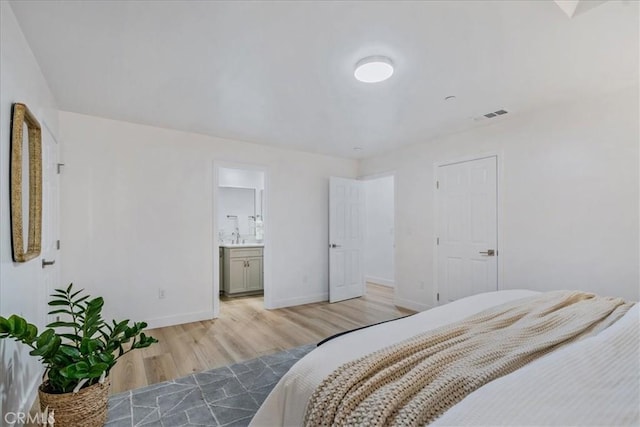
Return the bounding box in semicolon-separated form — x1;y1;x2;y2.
250;289;639;426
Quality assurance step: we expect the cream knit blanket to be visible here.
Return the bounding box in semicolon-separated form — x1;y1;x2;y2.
304;291;634;427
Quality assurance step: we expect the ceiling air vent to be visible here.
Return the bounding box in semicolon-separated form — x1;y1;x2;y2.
484;109;508;119
474;109;509;121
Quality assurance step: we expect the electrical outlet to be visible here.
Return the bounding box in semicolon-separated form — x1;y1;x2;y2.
158;289;166;299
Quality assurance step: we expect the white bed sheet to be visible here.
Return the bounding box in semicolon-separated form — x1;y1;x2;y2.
250;289;541;426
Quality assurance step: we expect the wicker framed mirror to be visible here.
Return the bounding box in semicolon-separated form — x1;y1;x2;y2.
10;103;42;262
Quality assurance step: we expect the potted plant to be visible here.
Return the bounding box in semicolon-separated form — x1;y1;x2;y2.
0;284;158;426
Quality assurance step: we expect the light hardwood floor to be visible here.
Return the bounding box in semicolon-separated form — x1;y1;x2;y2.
110;283;413;394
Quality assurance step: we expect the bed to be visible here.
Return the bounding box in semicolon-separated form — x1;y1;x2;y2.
250;290;639;426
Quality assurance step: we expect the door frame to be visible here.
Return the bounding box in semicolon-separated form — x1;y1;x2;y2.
433;152;503;306
358;171;397;294
212;160;271;317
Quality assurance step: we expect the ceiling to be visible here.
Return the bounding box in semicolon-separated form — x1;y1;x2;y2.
9;0;639;159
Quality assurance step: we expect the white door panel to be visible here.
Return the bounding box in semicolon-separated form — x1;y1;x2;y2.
329;177;364;303
41;124;60;324
437;156;497;304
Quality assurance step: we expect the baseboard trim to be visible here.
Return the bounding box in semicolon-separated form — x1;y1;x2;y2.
269;292;328;309
365;276;395;288
145;310;215;329
394;296;431;312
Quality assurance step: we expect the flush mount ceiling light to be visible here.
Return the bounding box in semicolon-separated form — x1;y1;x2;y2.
354;56;394;83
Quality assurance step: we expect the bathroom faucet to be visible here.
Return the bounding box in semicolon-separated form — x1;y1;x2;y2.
226;215;241;244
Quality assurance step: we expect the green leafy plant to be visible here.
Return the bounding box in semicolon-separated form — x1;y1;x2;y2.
0;284;158;394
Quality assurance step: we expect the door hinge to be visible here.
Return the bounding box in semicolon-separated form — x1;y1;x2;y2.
56;240;60;250
436;237;439;245
437;293;440;302
57;163;65;174
436;180;439;189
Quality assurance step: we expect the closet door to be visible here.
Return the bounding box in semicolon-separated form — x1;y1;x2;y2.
437;156;498;303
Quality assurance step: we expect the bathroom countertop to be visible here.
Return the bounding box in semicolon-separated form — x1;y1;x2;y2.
219;243;264;248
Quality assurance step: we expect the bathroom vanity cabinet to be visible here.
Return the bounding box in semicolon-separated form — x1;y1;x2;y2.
221;246;263;296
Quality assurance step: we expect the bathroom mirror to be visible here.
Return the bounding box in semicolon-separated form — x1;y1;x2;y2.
10;103;42;262
218;187;256;236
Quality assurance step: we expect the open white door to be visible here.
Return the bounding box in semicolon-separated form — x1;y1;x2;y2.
437;156;498;304
329;177;364;303
41;124;60;324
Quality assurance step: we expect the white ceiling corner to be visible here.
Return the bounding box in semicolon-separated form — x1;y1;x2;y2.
554;0;611;18
554;0;581;18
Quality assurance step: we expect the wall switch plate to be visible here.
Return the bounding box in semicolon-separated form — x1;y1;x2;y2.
158;289;166;299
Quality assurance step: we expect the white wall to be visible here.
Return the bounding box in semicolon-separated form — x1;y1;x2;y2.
59;112;358;327
0;1;59;419
364;176;395;287
360;88;639;311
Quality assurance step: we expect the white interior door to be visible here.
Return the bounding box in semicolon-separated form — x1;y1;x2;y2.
329;177;364;303
41;124;60;323
437;156;497;304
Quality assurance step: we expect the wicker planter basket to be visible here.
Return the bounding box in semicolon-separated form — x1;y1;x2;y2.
38;379;110;427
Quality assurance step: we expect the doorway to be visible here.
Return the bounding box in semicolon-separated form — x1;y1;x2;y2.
363;174;396;294
435;155;499;304
328;174;396;303
213;164;268;318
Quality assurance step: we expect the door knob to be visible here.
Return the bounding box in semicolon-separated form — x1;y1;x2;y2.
330;243;342;248
479;249;495;256
42;259;56;268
